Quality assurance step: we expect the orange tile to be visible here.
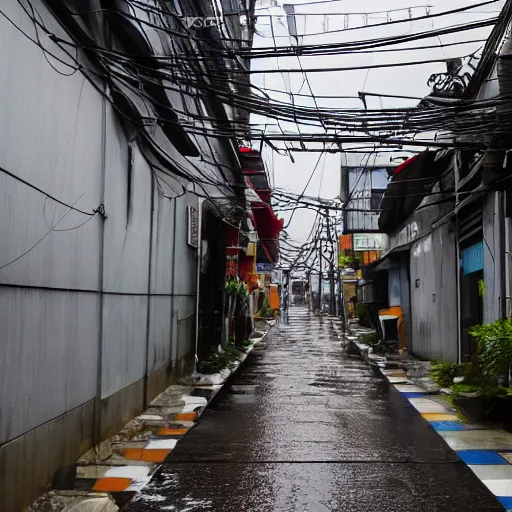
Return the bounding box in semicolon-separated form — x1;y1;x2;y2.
93;477;132;492
122;448;171;463
157;427;189;436
175;412;197;421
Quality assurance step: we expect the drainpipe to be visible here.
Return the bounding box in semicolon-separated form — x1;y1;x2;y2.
143;173;155;407
94;79;108;447
454;153;462;364
194;199;204;373
499;191;508;319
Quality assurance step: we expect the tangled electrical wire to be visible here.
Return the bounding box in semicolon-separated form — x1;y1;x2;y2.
5;0;512;155
4;0;512;268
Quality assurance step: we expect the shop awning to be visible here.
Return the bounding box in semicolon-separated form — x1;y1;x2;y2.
252;203;284;240
378;150;453;233
363;243;412;278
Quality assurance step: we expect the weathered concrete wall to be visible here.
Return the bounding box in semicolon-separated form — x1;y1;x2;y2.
0;1;236;509
482;192;503;324
409;223;458;362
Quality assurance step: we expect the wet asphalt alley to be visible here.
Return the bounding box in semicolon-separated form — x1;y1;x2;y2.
128;307;504;511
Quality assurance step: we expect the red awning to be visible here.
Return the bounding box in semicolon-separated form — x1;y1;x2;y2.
252;204;284;240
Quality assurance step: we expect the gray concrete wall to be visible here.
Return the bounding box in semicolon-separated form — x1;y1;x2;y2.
483;192;503;324
409;223;458;362
0;1;237;508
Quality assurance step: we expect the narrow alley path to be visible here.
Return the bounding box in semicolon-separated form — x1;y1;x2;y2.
129;307;503;511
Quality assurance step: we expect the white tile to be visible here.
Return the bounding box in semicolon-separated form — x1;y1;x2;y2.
394;384;425;393
469;465;512;480
387;377;410;384
105;466;151;478
439;430;512;451
181;396;208;406
145;439;178;450
408;398;448;413
482;479;512;496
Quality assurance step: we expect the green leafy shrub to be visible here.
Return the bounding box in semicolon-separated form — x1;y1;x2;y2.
452;383;508;398
198;344;244;374
430;361;473;388
469;319;512;384
360;332;378;345
236;339;253;351
258;296;273;318
225;279;248;298
355;303;371;328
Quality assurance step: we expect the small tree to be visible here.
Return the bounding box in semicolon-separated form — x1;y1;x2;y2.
469;319;512;387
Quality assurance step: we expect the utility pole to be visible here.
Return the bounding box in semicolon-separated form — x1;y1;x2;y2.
317;218;323;313
326;208;335;315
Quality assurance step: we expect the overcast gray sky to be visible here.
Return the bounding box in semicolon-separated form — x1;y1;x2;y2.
250;0;504;243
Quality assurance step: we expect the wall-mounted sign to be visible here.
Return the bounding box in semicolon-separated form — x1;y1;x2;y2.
353;233;385;251
226;254;238;278
187;206;199;248
461;241;483;275
256;263;273;274
183;17;222;29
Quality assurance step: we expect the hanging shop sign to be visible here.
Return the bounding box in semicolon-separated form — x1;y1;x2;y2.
187;206;199;248
226;254;238;278
256;262;273;273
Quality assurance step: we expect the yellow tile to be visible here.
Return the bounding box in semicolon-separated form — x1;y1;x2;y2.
422;413;459;422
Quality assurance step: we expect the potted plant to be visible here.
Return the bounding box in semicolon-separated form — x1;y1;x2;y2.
451;383;503;423
467;319;512;426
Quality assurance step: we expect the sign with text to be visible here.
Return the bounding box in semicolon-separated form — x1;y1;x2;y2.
226;254;238;278
353;233;385;251
256;263;273;274
187;206;199;248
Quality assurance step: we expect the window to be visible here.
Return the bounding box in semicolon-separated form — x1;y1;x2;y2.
371;189;386;210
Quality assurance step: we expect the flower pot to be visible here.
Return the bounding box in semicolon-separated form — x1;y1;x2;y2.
454;396;496;423
489;396;512;430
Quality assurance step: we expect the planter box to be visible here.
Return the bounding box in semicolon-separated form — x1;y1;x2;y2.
454;396;496;423
489;396;512;431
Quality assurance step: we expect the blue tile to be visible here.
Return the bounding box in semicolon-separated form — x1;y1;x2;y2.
457;450;509;465
497;496;512;510
430;421;467;431
400;392;425;399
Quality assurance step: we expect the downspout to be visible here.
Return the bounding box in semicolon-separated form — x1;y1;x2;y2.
454;153;462;363
499;192;508;319
170;198;177;371
94;79;108;447
194;199;204;373
143;172;155;407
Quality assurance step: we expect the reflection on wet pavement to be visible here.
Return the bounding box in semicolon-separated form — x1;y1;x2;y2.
128;307;504;511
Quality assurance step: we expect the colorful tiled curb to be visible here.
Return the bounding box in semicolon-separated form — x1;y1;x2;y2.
28;330;270;511
383;368;512;511
330;319;512;512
